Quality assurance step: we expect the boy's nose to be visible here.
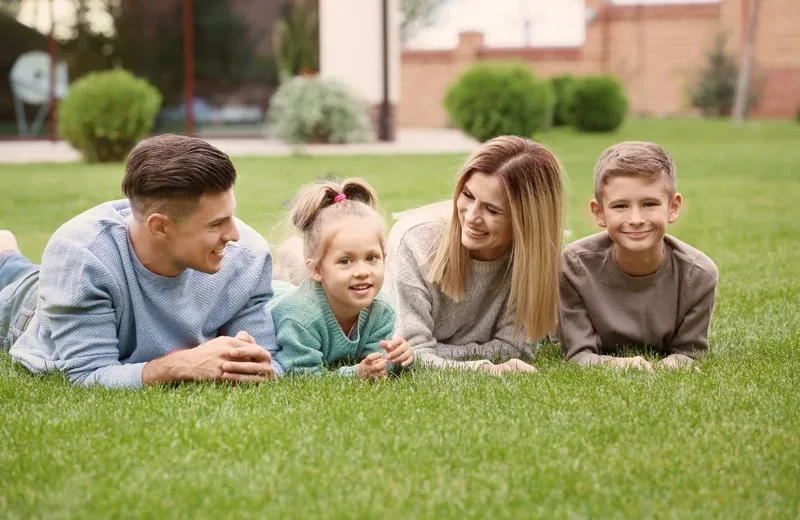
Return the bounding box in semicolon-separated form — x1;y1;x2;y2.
628;209;645;225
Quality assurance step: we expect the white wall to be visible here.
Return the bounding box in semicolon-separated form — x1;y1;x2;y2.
319;0;400;105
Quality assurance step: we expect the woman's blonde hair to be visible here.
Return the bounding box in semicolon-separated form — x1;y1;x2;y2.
427;135;565;341
289;177;386;270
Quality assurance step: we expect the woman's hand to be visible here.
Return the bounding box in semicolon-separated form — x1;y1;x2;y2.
479;358;537;375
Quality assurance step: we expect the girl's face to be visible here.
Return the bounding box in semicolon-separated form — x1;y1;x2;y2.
310;216;386;321
456;172;513;261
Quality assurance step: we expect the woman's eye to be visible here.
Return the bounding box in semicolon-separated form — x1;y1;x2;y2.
487;207;500;215
462;190;474;200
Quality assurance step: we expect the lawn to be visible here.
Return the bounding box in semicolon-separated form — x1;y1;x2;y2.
1;119;799;518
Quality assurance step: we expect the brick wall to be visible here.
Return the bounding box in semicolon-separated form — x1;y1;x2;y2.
399;0;800;127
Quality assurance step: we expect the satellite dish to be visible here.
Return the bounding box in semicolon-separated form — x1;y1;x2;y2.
9;51;69;136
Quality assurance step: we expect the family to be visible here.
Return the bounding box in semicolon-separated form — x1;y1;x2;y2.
0;133;718;389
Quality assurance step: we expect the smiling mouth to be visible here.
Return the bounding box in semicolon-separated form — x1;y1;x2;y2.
623;231;652;238
464;224;489;239
212;245;226;256
349;283;372;293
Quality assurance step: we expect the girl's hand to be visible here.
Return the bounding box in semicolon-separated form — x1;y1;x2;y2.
380;335;415;368
357;352;388;380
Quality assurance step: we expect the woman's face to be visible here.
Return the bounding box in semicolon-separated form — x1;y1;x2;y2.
456;172;513;261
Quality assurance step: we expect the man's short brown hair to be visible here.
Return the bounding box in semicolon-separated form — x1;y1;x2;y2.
122;134;236;219
593;141;676;201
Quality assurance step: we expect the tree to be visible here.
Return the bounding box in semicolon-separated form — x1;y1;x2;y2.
400;0;449;43
689;34;739;117
732;0;760;124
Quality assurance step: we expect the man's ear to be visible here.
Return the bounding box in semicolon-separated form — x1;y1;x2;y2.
146;213;171;238
306;258;323;283
668;193;683;224
590;199;606;228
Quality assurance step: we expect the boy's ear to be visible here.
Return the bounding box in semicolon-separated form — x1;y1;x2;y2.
668;193;683;223
306;258;323;283
146;213;170;238
590;199;606;228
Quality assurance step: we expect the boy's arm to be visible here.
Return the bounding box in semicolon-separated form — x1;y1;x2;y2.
558;251;614;366
219;254;282;374
667;260;718;359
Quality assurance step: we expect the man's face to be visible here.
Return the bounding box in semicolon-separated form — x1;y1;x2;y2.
164;189;240;274
592;175;681;255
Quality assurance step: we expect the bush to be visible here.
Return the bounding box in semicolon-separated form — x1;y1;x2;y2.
564;76;628;132
796;103;800;123
444;64;554;142
549;74;577;127
689;34;747;117
266;76;374;144
58;70;161;163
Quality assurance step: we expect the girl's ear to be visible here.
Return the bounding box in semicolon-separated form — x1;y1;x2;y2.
306;258;323;283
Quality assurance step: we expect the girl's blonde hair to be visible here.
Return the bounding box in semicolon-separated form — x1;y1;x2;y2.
289;178;386;270
428;135;565;341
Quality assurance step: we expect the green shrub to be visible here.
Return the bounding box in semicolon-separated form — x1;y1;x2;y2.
564;75;628;132
58;70;161;163
444;64;554;142
796;103;800;123
266;76;374;144
549;74;577;127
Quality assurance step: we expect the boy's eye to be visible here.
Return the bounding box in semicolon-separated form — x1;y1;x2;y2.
643;202;660;207
611;204;627;209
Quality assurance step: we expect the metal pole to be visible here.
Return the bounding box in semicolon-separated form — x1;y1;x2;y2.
183;0;195;135
48;0;57;142
379;0;391;141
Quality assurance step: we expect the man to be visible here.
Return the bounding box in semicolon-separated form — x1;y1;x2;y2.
1;134;280;389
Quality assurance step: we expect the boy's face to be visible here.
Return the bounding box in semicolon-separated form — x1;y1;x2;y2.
590;175;682;255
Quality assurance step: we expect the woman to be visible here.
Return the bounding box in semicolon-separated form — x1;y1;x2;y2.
387;135;565;374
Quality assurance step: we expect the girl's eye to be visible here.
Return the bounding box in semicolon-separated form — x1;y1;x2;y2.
339;258;352;265
367;254;380;262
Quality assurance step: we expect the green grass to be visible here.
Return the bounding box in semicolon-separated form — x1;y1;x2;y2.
1;119;799;518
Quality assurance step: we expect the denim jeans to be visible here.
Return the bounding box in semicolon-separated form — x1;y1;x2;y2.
0;251;40;350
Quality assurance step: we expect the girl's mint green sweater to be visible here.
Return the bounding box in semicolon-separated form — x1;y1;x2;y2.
268;280;399;376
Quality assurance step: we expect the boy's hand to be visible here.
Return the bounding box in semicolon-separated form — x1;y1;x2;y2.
659;353;694;369
380;335;415;367
607;356;653;373
357;352;388;381
479;358;537;375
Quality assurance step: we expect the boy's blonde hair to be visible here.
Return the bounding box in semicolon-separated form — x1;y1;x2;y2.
428;135;565;342
593;141;676;201
289;178;386;271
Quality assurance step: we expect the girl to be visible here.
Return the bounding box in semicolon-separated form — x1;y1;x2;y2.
386;135;565;374
269;178;414;379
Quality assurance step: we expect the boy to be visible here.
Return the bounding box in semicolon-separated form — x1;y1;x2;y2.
558;141;718;370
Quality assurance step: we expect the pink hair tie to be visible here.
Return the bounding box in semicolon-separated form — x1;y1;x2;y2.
333;193;347;204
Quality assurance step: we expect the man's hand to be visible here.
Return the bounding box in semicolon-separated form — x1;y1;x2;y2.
379;335;414;368
606;356;653;373
356;352;389;381
142;335;275;385
479;358;537;375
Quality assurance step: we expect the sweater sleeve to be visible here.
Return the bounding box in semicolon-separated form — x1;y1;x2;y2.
558;249;610;366
219;253;282;375
34;238;145;388
668;258;718;358
272;318;326;375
